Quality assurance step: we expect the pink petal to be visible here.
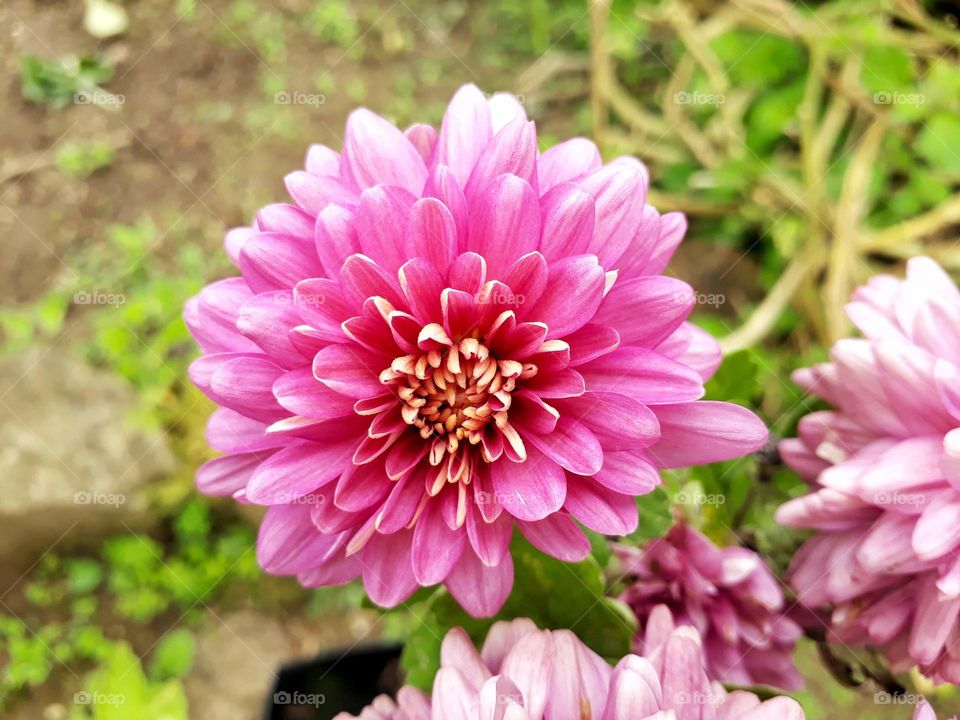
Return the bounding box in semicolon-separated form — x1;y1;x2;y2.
563;476;638;534
405;123;437;164
246;438;358;504
522;416;603;476
412;501;467;585
436;84;493;186
209;355;285;422
465;118;538;199
579;347;704;403
356;185;418;274
284;171;359;215
304;144;339;175
273;367;357;418
196;453;264;496
445;548;514;618
237;290;306;369
565;323;620;366
256;203;314;238
581;164;647;268
405;197;458;275
342;109;428;195
491;446;567;521
467;174;540;278
361;528;420;607
312;344;385;398
528;255;605;339
539;182;596;261
466;508;513;567
558;392;660;451
315;204;360;278
648;402;768;468
593;451;660;495
518;514;591;562
913;495;960;561
240;232;321;293
596;276;694;347
257;503;341;574
334;461;394;512
538;137;602;192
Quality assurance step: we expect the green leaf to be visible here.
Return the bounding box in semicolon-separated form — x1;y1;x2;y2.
710;31;805;88
66;559;104;596
860;45;914;96
705;351;759;404
917;114;960;176
148;629;195;681
745;79;805;153
400;534;636;690
627;488;672;544
81;641;189;719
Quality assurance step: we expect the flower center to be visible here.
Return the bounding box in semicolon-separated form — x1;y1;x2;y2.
380;333;537;471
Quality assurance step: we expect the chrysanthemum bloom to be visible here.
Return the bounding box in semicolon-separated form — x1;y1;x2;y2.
333;604;805;719
615;523;802;689
185;84;768;617
777;257;960;683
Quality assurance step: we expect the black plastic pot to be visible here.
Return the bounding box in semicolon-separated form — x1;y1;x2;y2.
264;642;404;720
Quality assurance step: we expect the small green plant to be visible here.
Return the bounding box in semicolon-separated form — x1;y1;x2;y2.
20;54;114;108
56;141;116;177
69;641;189;720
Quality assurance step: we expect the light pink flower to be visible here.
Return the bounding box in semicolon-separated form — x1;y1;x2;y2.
186;84;768;617
616;523;802;689
334;605;805;719
914;700;958;720
777;257;960;683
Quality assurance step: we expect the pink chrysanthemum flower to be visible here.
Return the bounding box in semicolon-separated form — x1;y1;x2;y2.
777;257;960;683
333;604;805;719
615;523;802;689
185;84;768;617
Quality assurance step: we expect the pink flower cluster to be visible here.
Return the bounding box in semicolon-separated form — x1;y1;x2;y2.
616;523;802;689
334;604;805;720
186;84;768;617
778;257;960;682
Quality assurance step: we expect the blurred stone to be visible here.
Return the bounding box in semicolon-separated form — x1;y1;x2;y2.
0;347;174;583
184;610;366;720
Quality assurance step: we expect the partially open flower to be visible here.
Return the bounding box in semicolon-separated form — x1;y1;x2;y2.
186;84;768;617
616;523;802;689
778;257;960;683
333;604;805;719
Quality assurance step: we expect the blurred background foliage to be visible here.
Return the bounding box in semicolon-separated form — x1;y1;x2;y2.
1;0;958;718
